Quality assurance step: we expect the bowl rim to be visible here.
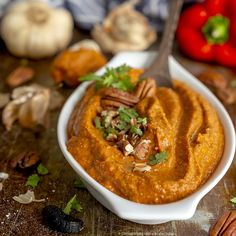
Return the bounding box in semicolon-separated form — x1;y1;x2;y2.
57;51;235;221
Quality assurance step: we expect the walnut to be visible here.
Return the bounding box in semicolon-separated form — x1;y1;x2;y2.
209;210;236;236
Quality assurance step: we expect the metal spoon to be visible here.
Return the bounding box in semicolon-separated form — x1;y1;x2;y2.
141;0;184;88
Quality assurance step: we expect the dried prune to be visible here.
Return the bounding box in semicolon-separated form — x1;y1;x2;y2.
42;205;84;233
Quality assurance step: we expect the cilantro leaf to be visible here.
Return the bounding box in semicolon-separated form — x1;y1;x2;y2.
116;121;127;131
26;174;40;188
118;107;139;123
79;64;134;91
63;195;83;215
37;164;49;175
79;74;101;82
130;126;143;136
74;178;86;189
230;197;236;204
137;117;147;125
94;117;102;129
147;152;168;166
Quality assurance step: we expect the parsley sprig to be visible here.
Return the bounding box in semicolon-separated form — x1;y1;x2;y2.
147;152;168;166
80;64;134;91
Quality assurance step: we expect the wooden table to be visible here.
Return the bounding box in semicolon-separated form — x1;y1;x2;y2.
0;30;235;236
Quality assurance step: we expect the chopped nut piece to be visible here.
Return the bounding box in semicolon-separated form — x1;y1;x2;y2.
133;162;151;172
106;133;118;142
125;143;134;155
133;139;151;160
6;66;34;88
117;139;134;156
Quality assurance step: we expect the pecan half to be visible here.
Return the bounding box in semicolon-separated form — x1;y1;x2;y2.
209;210;236;236
197;70;227;89
7;67;35;88
101;88;139;108
10;150;40;169
134;78;156;99
133;139;151;160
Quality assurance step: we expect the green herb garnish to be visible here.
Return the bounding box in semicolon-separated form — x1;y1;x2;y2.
118;107;139;123
37;164;49;175
26;174;40;188
74;178;86;189
80;64;134;91
63;195;83;215
94;116;103;129
230;197;236;204
147;152;168;166
130;126;143;136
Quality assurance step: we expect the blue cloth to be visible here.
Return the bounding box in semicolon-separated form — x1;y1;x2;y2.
0;0;197;31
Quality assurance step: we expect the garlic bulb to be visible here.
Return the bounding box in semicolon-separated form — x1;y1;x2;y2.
1;1;73;59
92;0;157;53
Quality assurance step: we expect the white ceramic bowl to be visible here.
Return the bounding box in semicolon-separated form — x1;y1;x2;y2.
57;52;235;224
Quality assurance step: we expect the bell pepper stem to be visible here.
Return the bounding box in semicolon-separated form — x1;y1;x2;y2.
202;14;230;44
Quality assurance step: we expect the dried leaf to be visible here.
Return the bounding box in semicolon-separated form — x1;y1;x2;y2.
0;172;9;180
0;183;2;191
0;93;10;109
13;190;45;204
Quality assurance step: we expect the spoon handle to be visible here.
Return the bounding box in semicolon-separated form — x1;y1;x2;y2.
142;0;184;86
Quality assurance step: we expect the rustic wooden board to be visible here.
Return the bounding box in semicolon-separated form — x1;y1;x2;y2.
0;31;235;236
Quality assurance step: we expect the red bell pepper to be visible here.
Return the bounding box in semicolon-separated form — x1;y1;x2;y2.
176;0;236;67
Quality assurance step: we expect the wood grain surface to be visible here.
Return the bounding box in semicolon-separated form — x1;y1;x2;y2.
0;31;235;236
